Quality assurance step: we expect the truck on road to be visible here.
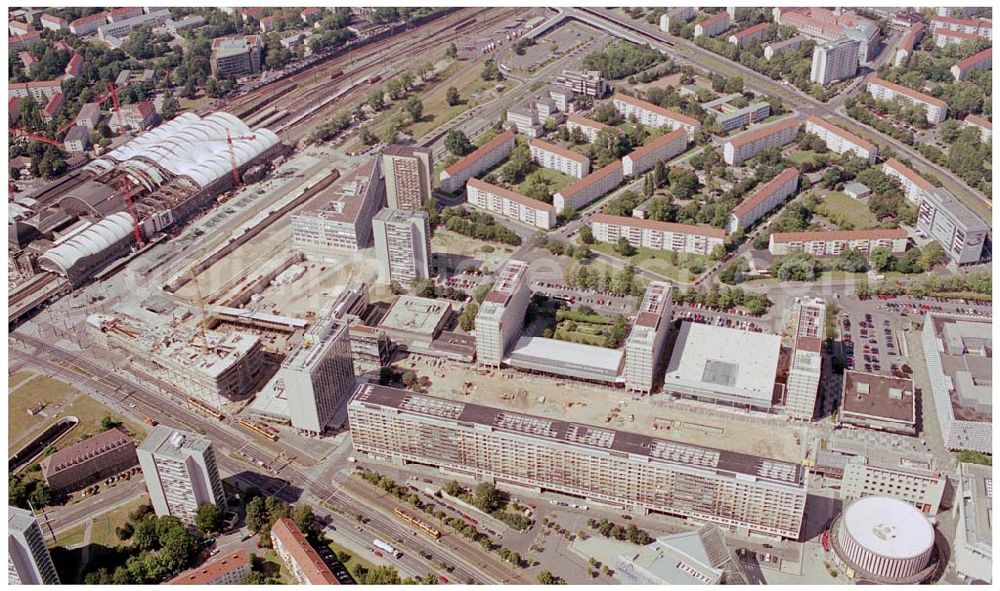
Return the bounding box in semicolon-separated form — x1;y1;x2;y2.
373;539;401;558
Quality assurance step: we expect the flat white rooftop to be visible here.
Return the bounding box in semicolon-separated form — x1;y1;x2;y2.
664;321;781;405
507;336;624;382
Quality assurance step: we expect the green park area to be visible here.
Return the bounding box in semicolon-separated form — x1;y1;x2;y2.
814;191;879;230
590;242;701;283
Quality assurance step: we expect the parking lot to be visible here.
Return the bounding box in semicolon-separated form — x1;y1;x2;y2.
839;310;908;377
671;303;768;333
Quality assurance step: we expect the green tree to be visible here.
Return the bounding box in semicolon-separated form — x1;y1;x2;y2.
366;88;385;111
459;302;478;332
100;415;123;431
579;226;595;244
446;86;461;106
869;246;894;272
195;503;224;535
615;237;636;257
404;96;423;123
919;241;948;271
537;571;564;585
245;496;268;533
481;59;501;81
445;43;458;59
401;371;418;389
473;482;502;513
834;248;869;273
444;129;474;157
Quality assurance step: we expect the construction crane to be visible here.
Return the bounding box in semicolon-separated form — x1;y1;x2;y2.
119;175;144;248
225;132;257;187
10;128;64;148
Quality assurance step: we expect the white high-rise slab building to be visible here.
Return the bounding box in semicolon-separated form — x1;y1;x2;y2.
624;281;673;393
785;297;826;420
8;507;59;585
372;208;432;284
137;426;227;526
475;260;530;367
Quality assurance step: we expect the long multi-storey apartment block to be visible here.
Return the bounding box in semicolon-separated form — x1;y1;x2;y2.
466;178;556;230
964;114;992;143
592;214;724;256
728;22;768;48
804;116;878;163
348;384;808;540
694;11;731;38
621;129;688;177
917;188;988;264
895;23;925;66
291;159;385;251
439;129;516;194
611;93;701;139
528;138;590;179
700;94;770;133
929;15;992;39
565;113;608;143
882;157;933;204
951;48;992;81
553;161;623;214
723;118;800;166
769;229;908;256
867;77;948;124
726;167;799;233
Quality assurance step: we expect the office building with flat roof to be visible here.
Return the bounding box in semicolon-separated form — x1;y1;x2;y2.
592;214;724;256
804;116;878;162
624;281;673;393
466;178;556;230
137;426;227;526
723;118;800;166
785;297;825;420
439;129;516;194
555;69;608;98
616;524;748;585
727;167;799;233
700;94;770;133
917;187;988;264
867;77;948;124
475;260;529;367
506;336;624;384
769;229;908;256
372;208;431;284
382;144;433;211
349;384;808;539
954;463;992;583
921;313;991;453
8;507;59;585
292;159;385;252
663;321;783;411
841;455;946;516
210;35;263;77
612;93;701;140
839;371;916;435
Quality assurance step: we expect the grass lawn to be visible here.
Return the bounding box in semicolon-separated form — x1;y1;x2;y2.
590;242;701;283
431;229;513;271
786;150;822;166
88;494;151;548
328;539;377;576
816;191;879;230
265;549;296;584
819;271;866;282
57;395;149;451
179;94;210;111
50;523;86;549
516;167;575;197
9;371;35;388
554;327;606;347
10;374;80;450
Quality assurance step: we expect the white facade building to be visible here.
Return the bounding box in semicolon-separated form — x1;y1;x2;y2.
621;129;688;177
624;281;673;393
8;507;59;585
723;118;800;166
804;116;878;162
137;426;227;527
372;208;432;284
466;178;556;230
475;260;529;367
867;77;948;124
529;138;590;179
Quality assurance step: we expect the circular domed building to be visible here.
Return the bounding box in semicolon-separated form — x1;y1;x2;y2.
830;497;939;584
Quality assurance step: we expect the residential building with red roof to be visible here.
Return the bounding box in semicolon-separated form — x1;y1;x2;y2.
804;116;877;163
894;23;925;67
951;48;991;81
929;15;992;39
728;22;768;48
111;100;158;132
528;138;590;179
565;113;608;143
64;53;83;79
259;15;279;33
963;114;991;143
722;117;800;165
39;13;68;31
611;93;701;139
592;213;724;256
270;518;339;585
553;161;623;214
9;97;21;125
769;229;908;256
19;51;38;74
882;157;933;204
300;7;323;22
41;92;65;123
466;178;556;230
694;11;731;38
168;549;250;585
867;77;948;124
39;427;137;493
9;19;34;35
933;27;989;47
108;7;143;22
439;129;516;194
9;79;63;101
9;30;41;51
621;128;688;177
69;12;108;36
727;167;799;233
240;8;264;22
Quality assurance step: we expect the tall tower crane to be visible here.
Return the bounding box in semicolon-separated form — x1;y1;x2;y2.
225;132;257;187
